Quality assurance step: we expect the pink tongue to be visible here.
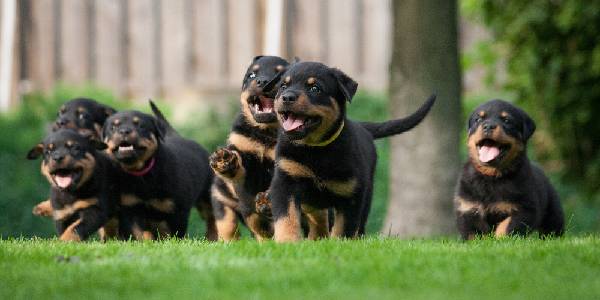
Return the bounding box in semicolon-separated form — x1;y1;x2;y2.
282;116;305;131
478;146;500;163
55;175;73;188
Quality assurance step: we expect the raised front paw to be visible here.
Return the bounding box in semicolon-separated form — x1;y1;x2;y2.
33;199;53;217
209;148;241;177
255;191;272;216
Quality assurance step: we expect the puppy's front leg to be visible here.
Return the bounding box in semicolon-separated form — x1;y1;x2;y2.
269;175;302;242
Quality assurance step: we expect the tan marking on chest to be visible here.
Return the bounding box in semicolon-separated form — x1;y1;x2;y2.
278;158;357;197
53;198;99;221
489;201;518;214
120;194;142;206
148;198;175;213
228;132;273;161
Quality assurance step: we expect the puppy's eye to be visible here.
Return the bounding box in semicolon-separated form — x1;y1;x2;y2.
308;85;320;93
475;117;482;123
280;84;287;90
72;144;80;152
78;114;86;120
503;117;510;124
249;72;257;79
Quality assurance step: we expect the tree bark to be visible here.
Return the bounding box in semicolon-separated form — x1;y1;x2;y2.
383;0;461;237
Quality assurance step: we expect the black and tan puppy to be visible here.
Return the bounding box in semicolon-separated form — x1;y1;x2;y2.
103;105;215;240
265;61;436;242
455;100;564;239
209;55;288;241
27;129;120;241
33;98;116;217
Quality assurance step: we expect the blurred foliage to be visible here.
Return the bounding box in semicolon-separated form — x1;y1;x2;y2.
0;86;389;237
465;0;600;194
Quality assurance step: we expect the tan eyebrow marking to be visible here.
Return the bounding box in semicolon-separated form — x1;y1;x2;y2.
133;116;140;124
113;119;120;125
307;77;316;85
252;64;260;71
275;65;284;72
284;76;291;83
478;111;486;118
48;143;55;150
66;140;73;147
501;111;509;118
77;106;85;113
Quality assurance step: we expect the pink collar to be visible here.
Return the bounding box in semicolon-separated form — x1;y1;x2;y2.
125;157;156;176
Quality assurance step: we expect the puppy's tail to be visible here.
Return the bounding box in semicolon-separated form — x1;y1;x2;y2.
360;94;436;139
149;100;176;135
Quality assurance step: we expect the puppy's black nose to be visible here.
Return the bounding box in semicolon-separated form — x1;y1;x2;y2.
256;78;267;87
483;123;497;132
282;93;296;103
119;127;132;135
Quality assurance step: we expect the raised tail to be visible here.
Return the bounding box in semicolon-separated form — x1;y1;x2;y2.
148;100;176;135
360;94;436;139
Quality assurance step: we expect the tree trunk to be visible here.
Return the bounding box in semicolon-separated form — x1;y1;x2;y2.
383;0;461;237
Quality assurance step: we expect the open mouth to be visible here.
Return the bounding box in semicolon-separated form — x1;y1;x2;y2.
248;95;277;123
476;139;509;163
50;168;82;190
113;141;144;161
279;111;320;133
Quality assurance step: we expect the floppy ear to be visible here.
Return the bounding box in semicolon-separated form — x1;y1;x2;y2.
331;68;358;103
103;106;116;118
521;111;536;141
27;143;44;160
251;55;264;64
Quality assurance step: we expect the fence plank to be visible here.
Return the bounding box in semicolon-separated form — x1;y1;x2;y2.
160;0;187;99
289;0;324;62
27;0;55;91
95;0;124;96
127;0;159;100
60;0;90;84
362;0;391;90
192;0;227;89
327;0;358;76
227;0;257;86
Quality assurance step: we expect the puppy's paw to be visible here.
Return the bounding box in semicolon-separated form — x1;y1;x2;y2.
210;148;241;177
255;191;272;216
33;200;53;217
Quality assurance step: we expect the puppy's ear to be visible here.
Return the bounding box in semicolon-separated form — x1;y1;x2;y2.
152;118;165;142
251;55;264;64
27;143;44;160
331;68;358;103
103;106;116;118
521;111;536;141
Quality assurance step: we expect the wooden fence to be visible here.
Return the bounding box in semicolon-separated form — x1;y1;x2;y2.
4;0;391;106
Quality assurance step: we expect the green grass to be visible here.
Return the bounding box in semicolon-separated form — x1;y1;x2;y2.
2;237;600;300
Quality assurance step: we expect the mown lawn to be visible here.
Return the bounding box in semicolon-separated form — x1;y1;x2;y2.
1;237;599;300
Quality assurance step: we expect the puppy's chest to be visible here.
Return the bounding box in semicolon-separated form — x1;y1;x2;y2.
50;189;100;221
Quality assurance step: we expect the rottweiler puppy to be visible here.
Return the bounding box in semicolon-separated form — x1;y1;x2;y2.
103;105;215;240
265;61;436;242
455;100;564;239
209;55;288;241
27;129;120;241
33;98;116;220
